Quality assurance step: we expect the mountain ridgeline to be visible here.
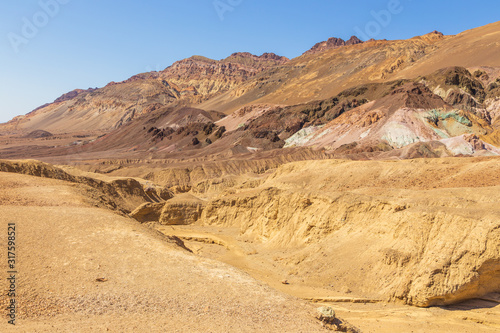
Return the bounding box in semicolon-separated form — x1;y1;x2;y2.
1;21;500;160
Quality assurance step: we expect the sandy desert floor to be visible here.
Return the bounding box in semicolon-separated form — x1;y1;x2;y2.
0;171;331;332
1;157;499;332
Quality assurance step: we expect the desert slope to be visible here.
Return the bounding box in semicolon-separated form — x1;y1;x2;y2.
1;156;499;331
1;53;288;134
0;163;333;332
199;34;445;113
200;23;500;114
395;21;500;79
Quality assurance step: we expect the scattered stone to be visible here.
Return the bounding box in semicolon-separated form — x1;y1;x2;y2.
316;306;360;332
342;287;352;294
95;278;108;282
316;306;336;325
300;198;312;208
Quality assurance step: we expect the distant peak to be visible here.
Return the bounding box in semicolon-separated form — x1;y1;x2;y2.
346;36;363;45
429;30;444;36
259;52;289;61
304;35;363;55
227;52;289;62
230;52;255;58
412;30;445;41
54;88;96;103
184;55;217;63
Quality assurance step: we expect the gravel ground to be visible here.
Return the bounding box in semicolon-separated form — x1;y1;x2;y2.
0;172;328;332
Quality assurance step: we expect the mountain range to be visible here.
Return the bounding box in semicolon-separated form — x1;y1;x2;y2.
1;21;500;161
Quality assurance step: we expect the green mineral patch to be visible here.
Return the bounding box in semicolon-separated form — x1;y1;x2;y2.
425;109;472;127
430;126;450;139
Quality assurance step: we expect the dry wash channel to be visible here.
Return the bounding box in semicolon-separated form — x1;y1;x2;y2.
127;157;500;310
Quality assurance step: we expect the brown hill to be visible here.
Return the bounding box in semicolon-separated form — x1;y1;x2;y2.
2;53;288;134
283;75;500;157
395;21;500;79
200;22;500;114
24;130;53;139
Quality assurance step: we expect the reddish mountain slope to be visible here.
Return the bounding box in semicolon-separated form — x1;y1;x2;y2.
2;53;288;133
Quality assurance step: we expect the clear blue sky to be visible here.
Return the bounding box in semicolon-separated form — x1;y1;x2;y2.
0;0;499;123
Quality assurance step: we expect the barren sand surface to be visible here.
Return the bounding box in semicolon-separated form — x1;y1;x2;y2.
1;157;499;332
0;171;330;332
159;225;500;333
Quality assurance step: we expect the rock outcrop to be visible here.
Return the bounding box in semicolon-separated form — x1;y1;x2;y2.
197;158;500;307
304;36;363;55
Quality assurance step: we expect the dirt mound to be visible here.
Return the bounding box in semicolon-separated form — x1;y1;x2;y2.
420;66;495;111
131;193;205;225
376;82;447;111
24;130;53;138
